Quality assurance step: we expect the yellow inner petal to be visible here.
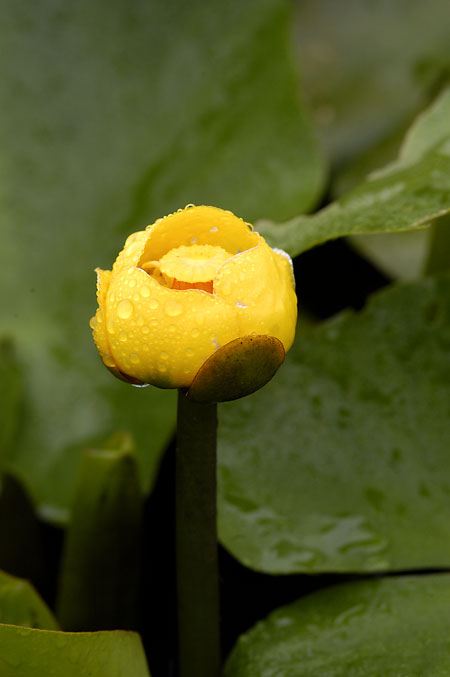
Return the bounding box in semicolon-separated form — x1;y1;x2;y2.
142;244;233;292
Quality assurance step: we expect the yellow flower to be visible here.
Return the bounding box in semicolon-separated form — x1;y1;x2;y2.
90;205;297;392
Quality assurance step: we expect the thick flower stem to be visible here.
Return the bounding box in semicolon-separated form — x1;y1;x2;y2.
176;390;220;677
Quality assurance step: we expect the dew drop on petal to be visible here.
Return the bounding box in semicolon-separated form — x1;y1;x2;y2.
119;330;127;342
165;300;183;317
129;279;137;289
221;282;231;295
130;353;140;364
142;326;150;334
169;325;176;334
102;354;116;368
186;348;194;357
158;363;168;372
117;299;133;319
209;226;218;232
150;299;159;310
160;351;169;360
140;286;150;298
107;318;115;333
235;301;247;308
191;328;200;338
89;317;97;329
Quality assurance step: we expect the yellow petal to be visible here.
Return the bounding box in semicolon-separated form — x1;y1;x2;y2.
214;236;297;351
90;269;116;369
104;266;241;388
139;205;258;265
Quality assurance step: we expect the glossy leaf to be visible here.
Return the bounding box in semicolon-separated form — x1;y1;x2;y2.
342;87;450;279
0;570;57;630
225;574;450;677
0;624;150;677
0;0;323;521
258;87;450;259
218;274;450;573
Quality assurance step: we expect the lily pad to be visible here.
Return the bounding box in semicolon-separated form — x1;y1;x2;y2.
224;574;450;677
0;624;150;677
218;274;450;573
0;0;323;520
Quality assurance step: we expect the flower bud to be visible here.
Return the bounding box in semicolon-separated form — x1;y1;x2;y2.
90;205;297;400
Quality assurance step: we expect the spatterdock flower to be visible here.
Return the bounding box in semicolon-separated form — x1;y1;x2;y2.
90;205;297;399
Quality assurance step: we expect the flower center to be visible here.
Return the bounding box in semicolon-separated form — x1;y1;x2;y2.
142;244;232;293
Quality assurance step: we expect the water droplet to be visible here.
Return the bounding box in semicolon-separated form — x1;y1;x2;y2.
235;301;247;308
150;299;159;310
210;226;218;232
185;203;195;209
117;299;133;319
119;330;127;342
130;353;140;364
109;292;116;302
221;282;231;295
151;319;158;327
169;324;176;334
160;351;169;360
190;236;198;244
129;279;136;289
239;272;246;281
191;328;200;338
137;316;144;326
158;363;167;372
142;326;149;334
140;286;150;298
102;354;115;368
165;300;183;317
89;317;97;329
142;343;149;351
107;318;115;333
186;348;194;357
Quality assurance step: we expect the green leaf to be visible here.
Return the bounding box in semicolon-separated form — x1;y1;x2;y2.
0;0;323;521
218;274;450;573
294;0;450;170
0;340;22;466
0;570;57;630
0;624;150;677
224;574;450;677
258;87;450;258
57;444;143;631
341;87;450;280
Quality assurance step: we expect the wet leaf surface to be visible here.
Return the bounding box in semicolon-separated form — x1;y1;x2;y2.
218;275;450;573
225;574;450;676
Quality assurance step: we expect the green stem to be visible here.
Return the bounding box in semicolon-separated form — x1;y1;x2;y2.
424;212;450;277
176;390;220;677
